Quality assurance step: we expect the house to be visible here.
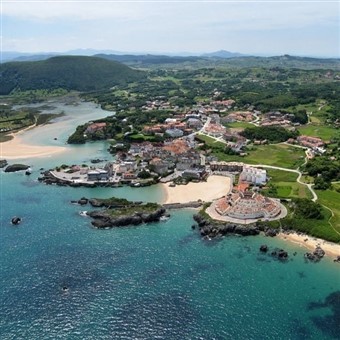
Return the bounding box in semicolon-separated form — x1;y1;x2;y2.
182;168;206;180
87;169;109;181
165;128;184;138
149;158;170;175
187;118;202;128
210;161;244;172
85;122;107;134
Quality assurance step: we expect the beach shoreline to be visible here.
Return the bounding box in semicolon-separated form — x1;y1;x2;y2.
278;232;340;258
160;175;232;204
1;125;67;160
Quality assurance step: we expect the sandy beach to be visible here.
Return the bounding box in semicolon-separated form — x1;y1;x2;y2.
1;126;66;160
161;175;232;204
278;232;340;258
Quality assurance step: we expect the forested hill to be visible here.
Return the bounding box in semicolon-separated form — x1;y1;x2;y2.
0;56;146;95
96;53;340;70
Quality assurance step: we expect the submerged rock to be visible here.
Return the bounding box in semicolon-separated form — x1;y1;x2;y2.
260;245;268;253
271;248;288;260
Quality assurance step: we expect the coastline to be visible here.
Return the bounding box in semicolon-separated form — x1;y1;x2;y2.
160;175;232;204
0;125;67;160
278;232;340;259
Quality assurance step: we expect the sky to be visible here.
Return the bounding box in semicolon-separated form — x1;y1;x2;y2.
1;0;339;57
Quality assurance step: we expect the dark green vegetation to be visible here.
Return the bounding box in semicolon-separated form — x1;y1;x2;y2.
97;53;340;70
240;126;298;143
280;199;340;243
304;153;340;189
106;202;161;218
88;197;162;217
87;197;164;228
0;56;145;95
67;109;169;144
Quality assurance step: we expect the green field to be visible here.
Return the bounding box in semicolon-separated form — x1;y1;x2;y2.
197;135;306;169
298;124;339;141
240;144;305;169
316;189;340;235
264;169;312;199
225;121;254;129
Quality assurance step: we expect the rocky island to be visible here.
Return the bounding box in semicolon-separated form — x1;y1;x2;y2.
75;196;167;228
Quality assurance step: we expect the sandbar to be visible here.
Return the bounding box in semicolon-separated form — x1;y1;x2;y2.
161;175;232;204
278;232;340;258
1;126;66;160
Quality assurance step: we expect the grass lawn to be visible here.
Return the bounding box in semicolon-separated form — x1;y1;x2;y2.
128;133;159;142
298;124;340;141
225;121;254;129
196;134;226;148
197;135;306;169
264;169;312;199
316;189;340;235
242;144;305;169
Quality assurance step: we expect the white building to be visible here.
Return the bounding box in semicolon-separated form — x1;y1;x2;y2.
240;166;266;185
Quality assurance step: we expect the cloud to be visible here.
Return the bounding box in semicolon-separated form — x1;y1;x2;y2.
2;0;339;55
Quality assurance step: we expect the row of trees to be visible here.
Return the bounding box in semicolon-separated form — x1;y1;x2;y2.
240;126;298;143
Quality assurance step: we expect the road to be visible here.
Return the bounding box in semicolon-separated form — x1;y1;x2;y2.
248;163;318;202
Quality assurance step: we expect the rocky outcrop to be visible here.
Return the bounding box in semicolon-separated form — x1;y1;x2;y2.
90;159;105;164
164;201;203;209
5;164;30;172
78;197;89;205
87;207;166;228
260;245;268;252
265;229;278;237
0;159;8;168
193;214;260;239
271;248;288;260
305;246;325;262
11;217;21;225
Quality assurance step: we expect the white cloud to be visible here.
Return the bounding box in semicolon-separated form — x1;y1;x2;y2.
2;0;339;55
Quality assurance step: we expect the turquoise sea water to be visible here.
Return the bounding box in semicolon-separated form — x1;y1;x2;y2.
1;102;339;339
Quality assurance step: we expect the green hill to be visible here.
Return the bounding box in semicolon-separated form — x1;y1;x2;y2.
0;56;146;95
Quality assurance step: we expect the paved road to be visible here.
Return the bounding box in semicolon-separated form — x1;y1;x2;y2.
248;163;318;202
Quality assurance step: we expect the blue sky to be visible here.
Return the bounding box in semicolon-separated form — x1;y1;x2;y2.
2;0;339;57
